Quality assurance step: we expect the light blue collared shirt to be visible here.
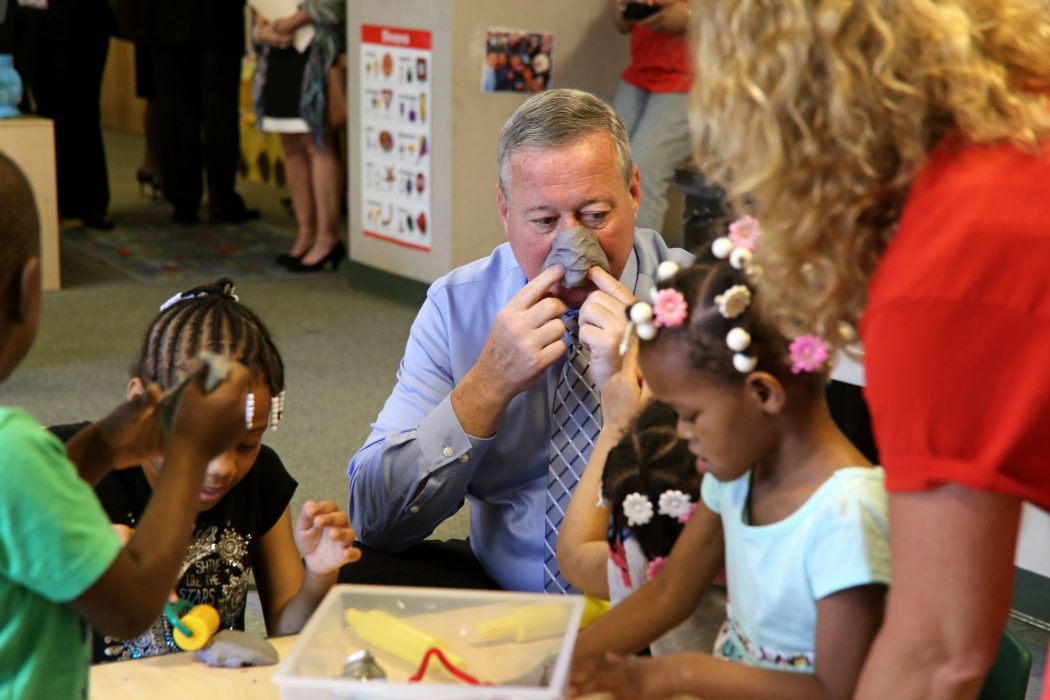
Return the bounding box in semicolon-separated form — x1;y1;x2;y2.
347;228;694;591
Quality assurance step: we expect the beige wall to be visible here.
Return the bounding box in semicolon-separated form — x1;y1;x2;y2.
348;0;629;284
448;0;628;270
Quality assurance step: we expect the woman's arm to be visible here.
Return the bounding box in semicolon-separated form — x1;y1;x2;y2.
572;583;886;700
271;11;311;35
609;0;633;33
639;0;691;35
856;486;1021;700
255;502;361;636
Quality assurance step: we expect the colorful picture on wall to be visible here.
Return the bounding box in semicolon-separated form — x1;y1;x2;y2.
481;28;555;94
360;24;433;252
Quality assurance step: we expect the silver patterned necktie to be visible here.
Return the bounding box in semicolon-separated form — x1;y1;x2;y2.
544;311;603;593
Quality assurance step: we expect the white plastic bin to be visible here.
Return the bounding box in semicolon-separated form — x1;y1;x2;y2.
272;584;585;700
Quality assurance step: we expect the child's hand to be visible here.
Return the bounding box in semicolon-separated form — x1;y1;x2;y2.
96;384;164;469
600;343;651;435
569;652;665;699
294;500;362;575
169;360;252;462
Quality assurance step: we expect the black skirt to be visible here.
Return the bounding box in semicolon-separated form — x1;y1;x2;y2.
262;47;308;119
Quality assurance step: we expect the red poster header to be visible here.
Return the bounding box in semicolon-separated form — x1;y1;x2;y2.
361;25;432;50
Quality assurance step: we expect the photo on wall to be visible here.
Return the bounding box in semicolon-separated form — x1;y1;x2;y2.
481;28;555;94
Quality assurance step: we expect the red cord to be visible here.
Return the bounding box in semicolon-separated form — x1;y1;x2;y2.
408;647;488;685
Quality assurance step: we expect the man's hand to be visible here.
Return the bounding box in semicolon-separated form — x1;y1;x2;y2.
578;267;635;392
453;265;568;437
639;0;691;34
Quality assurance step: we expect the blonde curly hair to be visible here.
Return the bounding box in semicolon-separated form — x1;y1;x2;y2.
689;0;1050;350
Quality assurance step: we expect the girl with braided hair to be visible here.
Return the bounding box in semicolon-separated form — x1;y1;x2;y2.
567;259;889;700
51;278;361;663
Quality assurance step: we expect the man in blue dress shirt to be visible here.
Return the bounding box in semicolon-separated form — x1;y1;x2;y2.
345;89;693;592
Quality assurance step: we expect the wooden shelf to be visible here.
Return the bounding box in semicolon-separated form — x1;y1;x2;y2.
0;116;61;291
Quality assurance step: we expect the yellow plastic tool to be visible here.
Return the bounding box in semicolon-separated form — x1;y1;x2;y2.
344;608;466;670
172;604;220;651
580;594;609;630
476;602;570;643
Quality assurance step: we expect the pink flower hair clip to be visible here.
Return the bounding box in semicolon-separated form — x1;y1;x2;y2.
789;334;830;374
619;261;683;356
652;289;688;328
713;217;763;275
728;216;761;251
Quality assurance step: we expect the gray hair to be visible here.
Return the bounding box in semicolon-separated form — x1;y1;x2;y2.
497;89;633;195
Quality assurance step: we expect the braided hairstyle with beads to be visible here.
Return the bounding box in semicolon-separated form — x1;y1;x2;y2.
603;400;699;563
131;279;285;405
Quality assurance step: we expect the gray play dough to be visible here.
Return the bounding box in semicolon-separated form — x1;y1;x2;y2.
542;227;611;287
194;629;279;668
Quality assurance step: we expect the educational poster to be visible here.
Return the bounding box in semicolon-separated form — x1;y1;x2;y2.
360;25;433;251
481;29;555;94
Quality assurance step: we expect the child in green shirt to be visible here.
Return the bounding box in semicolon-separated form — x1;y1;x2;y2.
0;152;252;700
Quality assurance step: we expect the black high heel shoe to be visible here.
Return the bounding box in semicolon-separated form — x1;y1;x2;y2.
287;241;346;273
136;169;163;198
275;252;305;267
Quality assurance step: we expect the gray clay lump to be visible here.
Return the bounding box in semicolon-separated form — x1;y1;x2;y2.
542;227;611;287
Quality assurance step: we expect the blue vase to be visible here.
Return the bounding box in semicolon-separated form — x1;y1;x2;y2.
0;54;23;120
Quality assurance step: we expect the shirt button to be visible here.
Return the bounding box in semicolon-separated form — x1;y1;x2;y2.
442;446;454;458
458;453;470;463
409;506;420;514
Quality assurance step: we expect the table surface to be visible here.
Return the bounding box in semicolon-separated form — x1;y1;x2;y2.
88;633;631;699
89;635;297;700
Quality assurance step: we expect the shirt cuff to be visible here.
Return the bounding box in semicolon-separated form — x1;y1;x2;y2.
416;393;494;476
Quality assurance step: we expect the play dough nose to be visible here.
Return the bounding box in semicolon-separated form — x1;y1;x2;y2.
542;226;611;287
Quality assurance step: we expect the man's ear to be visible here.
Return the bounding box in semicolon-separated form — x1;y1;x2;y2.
744;371;786;415
10;257;40;323
496;183;510;237
629;164;641;218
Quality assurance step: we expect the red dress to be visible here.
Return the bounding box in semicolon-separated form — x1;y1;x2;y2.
862;138;1050;511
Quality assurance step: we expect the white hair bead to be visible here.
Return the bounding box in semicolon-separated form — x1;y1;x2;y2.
630;302;654;324
637;322;658;341
711;236;734;260
729;247;753;271
244;392;255;429
733;353;757;373
726;327;751;352
656;260;680;282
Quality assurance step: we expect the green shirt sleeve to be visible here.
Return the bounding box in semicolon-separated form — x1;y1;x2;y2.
0;408;121;602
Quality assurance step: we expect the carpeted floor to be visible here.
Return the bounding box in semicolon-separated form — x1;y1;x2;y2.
61;220;301;285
